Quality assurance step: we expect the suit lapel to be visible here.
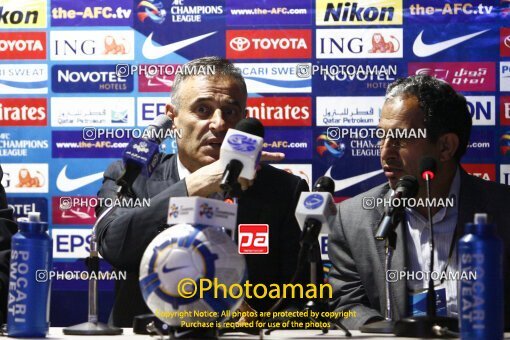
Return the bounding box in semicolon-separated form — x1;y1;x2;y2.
146;155;180;197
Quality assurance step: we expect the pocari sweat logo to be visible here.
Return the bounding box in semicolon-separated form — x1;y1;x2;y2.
228;134;257;152
304;194;324;209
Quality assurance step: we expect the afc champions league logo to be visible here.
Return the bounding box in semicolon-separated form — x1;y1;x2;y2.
304;194;324;210
227;134;257;153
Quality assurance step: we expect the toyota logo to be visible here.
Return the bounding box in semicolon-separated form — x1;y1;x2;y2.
230;37;250;51
505;35;510;49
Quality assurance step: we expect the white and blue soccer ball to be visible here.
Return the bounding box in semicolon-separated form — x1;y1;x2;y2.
139;223;246;326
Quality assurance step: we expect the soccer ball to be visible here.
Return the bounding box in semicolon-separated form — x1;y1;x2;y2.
139;223;246;326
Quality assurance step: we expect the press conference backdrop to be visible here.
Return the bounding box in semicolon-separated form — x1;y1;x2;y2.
0;0;509;326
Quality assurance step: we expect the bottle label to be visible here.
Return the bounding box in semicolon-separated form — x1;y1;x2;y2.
7;242;51;333
7;249;30;323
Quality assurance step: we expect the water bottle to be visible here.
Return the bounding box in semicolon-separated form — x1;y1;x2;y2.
458;213;503;340
7;212;52;337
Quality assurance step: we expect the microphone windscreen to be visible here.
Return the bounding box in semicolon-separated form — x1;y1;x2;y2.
419;157;437;175
313;176;335;195
235;118;265;138
396;175;418;198
146;115;173;143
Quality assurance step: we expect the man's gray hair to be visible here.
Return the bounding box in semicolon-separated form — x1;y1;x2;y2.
170;56;247;110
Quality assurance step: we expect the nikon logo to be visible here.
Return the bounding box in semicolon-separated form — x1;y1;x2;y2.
0;6;39;24
325;2;394;21
317;0;402;25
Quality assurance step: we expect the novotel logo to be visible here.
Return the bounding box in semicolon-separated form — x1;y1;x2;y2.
227;134;257;152
304;194;324;209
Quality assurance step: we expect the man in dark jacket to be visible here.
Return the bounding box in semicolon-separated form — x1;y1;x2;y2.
0;165;17;323
95;57;315;327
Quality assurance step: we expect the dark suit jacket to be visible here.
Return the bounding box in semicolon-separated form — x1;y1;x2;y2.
328;170;510;330
95;154;313;327
0;165;17;323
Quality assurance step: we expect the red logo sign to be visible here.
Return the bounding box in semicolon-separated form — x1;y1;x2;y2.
227;30;311;59
461;164;496;182
138;64;176;93
0;98;47;126
52;197;96;225
408;62;496;92
0;32;46;60
238;224;269;254
246;97;311;126
501;28;510;57
501;96;510;125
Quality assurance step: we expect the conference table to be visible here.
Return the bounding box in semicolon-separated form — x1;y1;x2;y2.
43;328;510;339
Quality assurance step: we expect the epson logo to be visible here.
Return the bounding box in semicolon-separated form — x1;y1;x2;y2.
57;70;125;83
0;39;43;52
230;37;307;51
324;2;395;22
0;6;39;24
466;96;495;126
54;39;95;56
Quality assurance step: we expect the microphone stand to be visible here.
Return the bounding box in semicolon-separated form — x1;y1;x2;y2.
393;174;458;337
63;193;122;335
360;212;401;334
265;218;351;337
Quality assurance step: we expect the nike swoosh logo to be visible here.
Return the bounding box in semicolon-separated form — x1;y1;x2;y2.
162;265;187;273
142;31;217;60
413;29;490;57
56;165;104;192
325;167;383;192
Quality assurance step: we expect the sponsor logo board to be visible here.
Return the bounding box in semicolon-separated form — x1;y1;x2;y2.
0;32;46;59
51;97;134;127
0;1;47;28
409;62;495;92
316;0;403;26
50;30;134;61
316;97;384;126
1;163;48;193
0;64;47;94
226;0;311;26
227;30;311;59
461;163;496;181
51;0;133;26
316;28;403;59
235;63;311;93
0;98;47;126
51;64;133;93
137;97;169;126
246;97;311;126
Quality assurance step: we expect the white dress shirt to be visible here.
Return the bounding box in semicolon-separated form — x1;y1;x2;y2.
404;167;460;317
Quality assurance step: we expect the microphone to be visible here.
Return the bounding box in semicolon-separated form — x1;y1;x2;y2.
295;176;337;238
394;157;458;336
116;115;172;197
375;175;418;240
219;118;264;195
420;156;437;181
419;157;438;316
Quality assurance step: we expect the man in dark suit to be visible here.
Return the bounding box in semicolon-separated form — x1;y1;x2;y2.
95;57;312;327
0;165;17;323
328;75;510;329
